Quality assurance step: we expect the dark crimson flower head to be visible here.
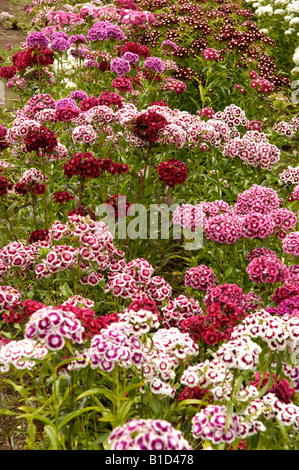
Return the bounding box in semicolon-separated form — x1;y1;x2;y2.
24;126;58;153
63;152;102;179
0;176;12;196
133;110;168;142
27;229;49;244
68;205;96;220
157;159;187;188
53;191;74;204
0;66;16;79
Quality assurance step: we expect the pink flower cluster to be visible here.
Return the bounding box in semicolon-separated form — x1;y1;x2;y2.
173;185;297;245
161;295;202;328
282;232;299;258
247;255;289;285
184;265;217;290
222;130;280;169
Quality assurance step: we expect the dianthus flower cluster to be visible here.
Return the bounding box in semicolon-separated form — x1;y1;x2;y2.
247;255;289;285
108;419;192;450
161;295;202;328
0;339;48;372
82;322;146;372
250;77;275;93
143;56;165;74
24;126;58;153
235;184;282;215
214;336;262;370
110;57;131;76
192;404;266;445
49;31;71;52
72;125;98;145
25;306;85;350
180;358;228;388
26;31;49;49
282;232;299;257
142;327;198;396
202;48;221;60
184;265;217;291
280;166;299;186
63;152;102;179
157;159;187;187
172;204;204;231
222;131;280;170
0;177;12;197
118;307;160;336
53;191;74;204
2;298;46;324
105;194;132;219
244;393;299;430
133;110;168;142
0;286;20;312
231;309;299;352
250;371;295;404
87;21;125;42
246;247;276;261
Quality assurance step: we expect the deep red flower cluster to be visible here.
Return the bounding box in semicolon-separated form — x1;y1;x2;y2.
0;125;9;151
157;159;187;188
58;304;119;339
178;386;212;403
0;177;12;197
24;126;58;153
271;283;299;305
27;229;50;244
181;300;247;346
105;194;132;219
68;205;97;220
121;41;151;58
15;180;46;196
101;158;129;175
0;65;16;79
63;152;102;179
53;191;74;204
133;110;168;142
250;372;295;404
12;47;54;72
2;299;46;324
98;89;124;109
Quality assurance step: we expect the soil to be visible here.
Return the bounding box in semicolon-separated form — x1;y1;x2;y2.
0;0;28;107
0;0;28;450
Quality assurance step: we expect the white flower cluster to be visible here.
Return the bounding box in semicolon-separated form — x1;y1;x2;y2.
142;327;199;397
244;393;299;429
180;359;228;388
0;339;48;372
231;309;299;352
214;336;262;370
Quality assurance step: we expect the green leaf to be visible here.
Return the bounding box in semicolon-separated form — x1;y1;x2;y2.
76;387;116;403
44;425;61;450
59;406;99;430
